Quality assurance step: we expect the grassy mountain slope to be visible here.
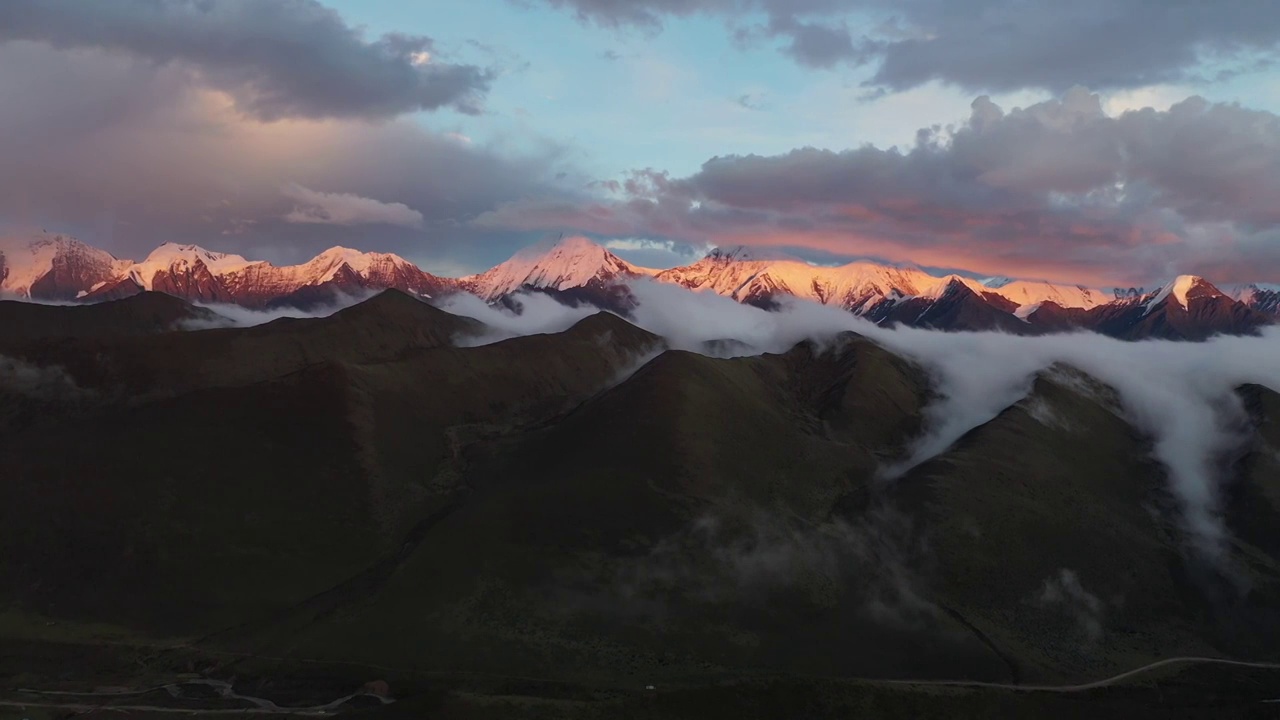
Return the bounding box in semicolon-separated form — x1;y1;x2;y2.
2;292;1280;717
893;369;1280;683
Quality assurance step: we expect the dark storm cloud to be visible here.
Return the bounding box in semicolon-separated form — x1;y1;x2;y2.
529;0;1280;93
476;88;1280;285
0;0;491;120
0;41;571;267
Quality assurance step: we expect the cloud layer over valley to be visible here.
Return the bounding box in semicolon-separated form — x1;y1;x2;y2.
424;281;1280;562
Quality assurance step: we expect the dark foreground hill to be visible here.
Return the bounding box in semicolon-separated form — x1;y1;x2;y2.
1;291;1279;718
0;291;221;343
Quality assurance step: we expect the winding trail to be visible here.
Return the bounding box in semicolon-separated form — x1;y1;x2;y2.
880;656;1280;692
7;679;392;716
7;656;1280;716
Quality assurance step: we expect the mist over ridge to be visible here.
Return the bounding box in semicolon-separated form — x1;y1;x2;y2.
427;279;1280;562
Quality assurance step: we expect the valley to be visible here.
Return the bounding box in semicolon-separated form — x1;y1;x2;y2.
2;290;1279;717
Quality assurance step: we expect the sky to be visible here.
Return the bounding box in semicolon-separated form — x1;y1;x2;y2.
2;0;1280;286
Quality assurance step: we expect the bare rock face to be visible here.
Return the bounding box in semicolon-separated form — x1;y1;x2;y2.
150;259;234;304
30;252;112;301
81;277;145;302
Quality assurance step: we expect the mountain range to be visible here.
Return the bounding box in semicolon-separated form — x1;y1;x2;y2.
2;288;1279;718
2;230;1278;340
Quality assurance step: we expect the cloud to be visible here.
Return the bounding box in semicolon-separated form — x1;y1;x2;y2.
477;88;1280;286
179;294;367;330
0;40;574;266
602;237;712;267
608;507;940;628
1037;569;1106;643
767;15;860;69
528;0;1280;94
0;354;96;433
735;92;768;111
0;355;92;402
433;290;601;345
428;280;1280;563
282;183;425;229
0;0;490;120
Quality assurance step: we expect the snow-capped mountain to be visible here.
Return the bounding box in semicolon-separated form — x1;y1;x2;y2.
1082;275;1273;340
1143;275;1223;313
987;280;1107;315
1;234;452;307
656;246;934;313
125;244;261;290
0;231;131;300
222;246;452;307
1235;283;1280;315
1;233;1274;339
460;235;655;300
80;243;453;308
654;244;1108;319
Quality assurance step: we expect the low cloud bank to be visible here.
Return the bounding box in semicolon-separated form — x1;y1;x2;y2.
0;355;90;401
598;507;940;631
434;290;600;346
180;292;374;329
432;280;1280;560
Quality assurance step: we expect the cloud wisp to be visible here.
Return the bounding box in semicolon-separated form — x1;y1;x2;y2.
282;183;425;229
433;290;602;345
178;293;373;330
1037;568;1106;644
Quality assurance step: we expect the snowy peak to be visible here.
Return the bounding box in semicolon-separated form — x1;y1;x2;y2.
658;245;1110;314
70;241;451;307
143;243;249;268
300;246;416;284
0;231;129;299
1235;282;1280;299
463;236;649;300
987;280;1106;312
3;232;1276;340
311;245;411;269
1144;275;1224;313
658;252;933;309
656;250;1110;318
920;275;980;300
127;243;258;290
1235;283;1280;314
1174;275;1224;305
